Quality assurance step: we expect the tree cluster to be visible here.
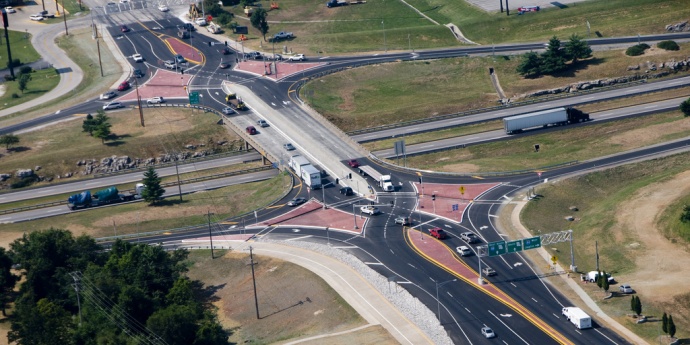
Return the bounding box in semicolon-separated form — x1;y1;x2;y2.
680;97;690;117
4;228;228;345
250;8;269;41
82;110;113;144
516;35;592;78
662;312;677;338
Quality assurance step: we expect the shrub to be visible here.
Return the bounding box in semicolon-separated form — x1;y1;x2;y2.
19;66;32;75
11;93;19;99
7;58;21;68
3;74;14;82
657;40;680;51
681;205;690;223
626;43;650;56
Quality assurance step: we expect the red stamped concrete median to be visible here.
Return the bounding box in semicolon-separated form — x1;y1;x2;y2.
234;60;323;80
414;182;501;222
256;199;365;234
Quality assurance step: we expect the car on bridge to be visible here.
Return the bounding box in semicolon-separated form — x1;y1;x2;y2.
120;25;130;33
347;159;360;168
257;119;269;127
360;206;379;215
283;143;295;151
246;126;257;135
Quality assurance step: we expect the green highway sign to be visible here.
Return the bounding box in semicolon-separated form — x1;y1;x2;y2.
189;91;200;105
523;236;542;250
507;240;523;253
488;241;507;257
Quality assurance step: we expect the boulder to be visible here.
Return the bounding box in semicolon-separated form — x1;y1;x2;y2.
0;173;10;181
16;169;34;178
627;65;640;71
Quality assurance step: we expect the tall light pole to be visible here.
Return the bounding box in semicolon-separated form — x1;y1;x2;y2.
207;210;215;259
436;279;456;323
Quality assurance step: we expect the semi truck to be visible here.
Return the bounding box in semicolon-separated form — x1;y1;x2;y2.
68;184;145;210
358;165;394;192
289;155;322;189
503;107;590;134
562;307;592;329
225;92;247;111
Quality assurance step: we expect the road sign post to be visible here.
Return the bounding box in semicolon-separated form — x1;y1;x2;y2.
459;186;465;204
189;91;200;104
487;241;507;257
523;236;542;250
506;240;523;253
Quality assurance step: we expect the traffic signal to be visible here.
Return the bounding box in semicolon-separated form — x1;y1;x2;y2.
432;194;436;201
208;41;212;47
180;69;184;74
224;41;228;46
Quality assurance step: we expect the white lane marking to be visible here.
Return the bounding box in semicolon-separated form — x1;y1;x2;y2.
285;235;312;241
489;310;531;344
365;262;383;265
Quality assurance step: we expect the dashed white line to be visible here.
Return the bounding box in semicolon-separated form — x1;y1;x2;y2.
285;235;312;241
365;262;383;265
531;297;538;303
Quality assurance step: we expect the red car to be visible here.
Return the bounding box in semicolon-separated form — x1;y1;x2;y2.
117;81;130;91
348;159;360;168
429;227;447;239
120;25;130;32
246;126;257;135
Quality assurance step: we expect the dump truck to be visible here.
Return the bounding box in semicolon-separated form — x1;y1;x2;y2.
503;107;590;134
68;184;145;210
562;307;592;329
225;92;247;110
289;155;322;189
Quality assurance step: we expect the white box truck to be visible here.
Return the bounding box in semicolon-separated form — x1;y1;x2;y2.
358;165;394;192
289;155;310;176
562;307;592;329
300;165;322;189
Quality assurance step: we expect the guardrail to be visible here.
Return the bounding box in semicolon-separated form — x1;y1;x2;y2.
0;166;274;215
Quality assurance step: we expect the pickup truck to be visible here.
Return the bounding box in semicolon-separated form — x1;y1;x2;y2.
272;31;294;41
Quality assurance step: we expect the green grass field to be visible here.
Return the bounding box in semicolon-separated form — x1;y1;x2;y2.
0;68;60;110
0;30;41;70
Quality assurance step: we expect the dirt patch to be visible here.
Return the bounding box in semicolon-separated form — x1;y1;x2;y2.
612;170;690;306
605;119;690;147
437;162;480;173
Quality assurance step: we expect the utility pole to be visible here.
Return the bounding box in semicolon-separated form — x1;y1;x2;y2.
249;246;260;319
2;11;15;79
174;158;182;202
62;0;68;35
70;273;83;326
95;26;103;77
208;210;214;259
132;75;145;126
595;240;599;272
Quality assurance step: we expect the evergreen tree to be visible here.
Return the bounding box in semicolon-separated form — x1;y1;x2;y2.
82;114;97;135
516;52;542;78
680;97;690;117
250;8;269;41
601;271;609;293
17;73;32;94
93;123;112;144
142;166;165;205
662;312;668;334
564;34;592;63
630;295;636;314
540;36;568;75
633;296;642;316
668;314;676;338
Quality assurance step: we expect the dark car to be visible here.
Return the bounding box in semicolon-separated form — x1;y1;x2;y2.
133;69;144;78
182;23;195;31
283;143;295;151
287;197;307;207
246;126;257;135
120;25;130;32
117;81;130;91
220;47;232;55
348;159;360;168
339;187;353;196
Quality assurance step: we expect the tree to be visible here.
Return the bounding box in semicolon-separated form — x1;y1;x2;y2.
662;312;668;334
17;73;31;94
596;271;603;289
564;34;592;63
82;114;96;135
142;167;164;205
147;304;199;345
681;205;690;223
680;98;690;117
630;295;636;314
668;314;676;338
8;298;75;345
93;122;112;144
601;270;609;294
633;295;642;316
516;52;542;78
0;247;18;316
194;313;228;345
541;36;568;75
250;8;269;41
0;134;20;150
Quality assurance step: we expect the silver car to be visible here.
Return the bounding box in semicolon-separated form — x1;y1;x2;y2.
103;101;124;110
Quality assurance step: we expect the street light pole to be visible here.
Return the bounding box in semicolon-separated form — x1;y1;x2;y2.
207;210;215;259
322;186;326;209
436;279;457;323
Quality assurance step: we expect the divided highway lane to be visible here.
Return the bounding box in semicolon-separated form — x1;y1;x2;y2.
0;152;261;204
372;96;690;158
0;169;277;223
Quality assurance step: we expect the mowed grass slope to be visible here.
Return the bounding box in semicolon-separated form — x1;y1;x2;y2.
0;108;238;186
308;42;690;132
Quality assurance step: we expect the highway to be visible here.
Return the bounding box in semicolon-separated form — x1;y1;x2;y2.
5;8;690;344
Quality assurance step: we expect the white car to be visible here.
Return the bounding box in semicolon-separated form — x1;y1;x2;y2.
481;327;495;339
132;54;143;62
288;54;306;61
194;18;207;26
30;14;44;21
146;97;165;104
157;4;169;11
103;101;124;110
618;284;634;294
119;0;129;3
5;6;16;13
360;206;380;215
456;246;472;257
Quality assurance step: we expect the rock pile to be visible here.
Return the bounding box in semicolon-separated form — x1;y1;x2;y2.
665;21;689;32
